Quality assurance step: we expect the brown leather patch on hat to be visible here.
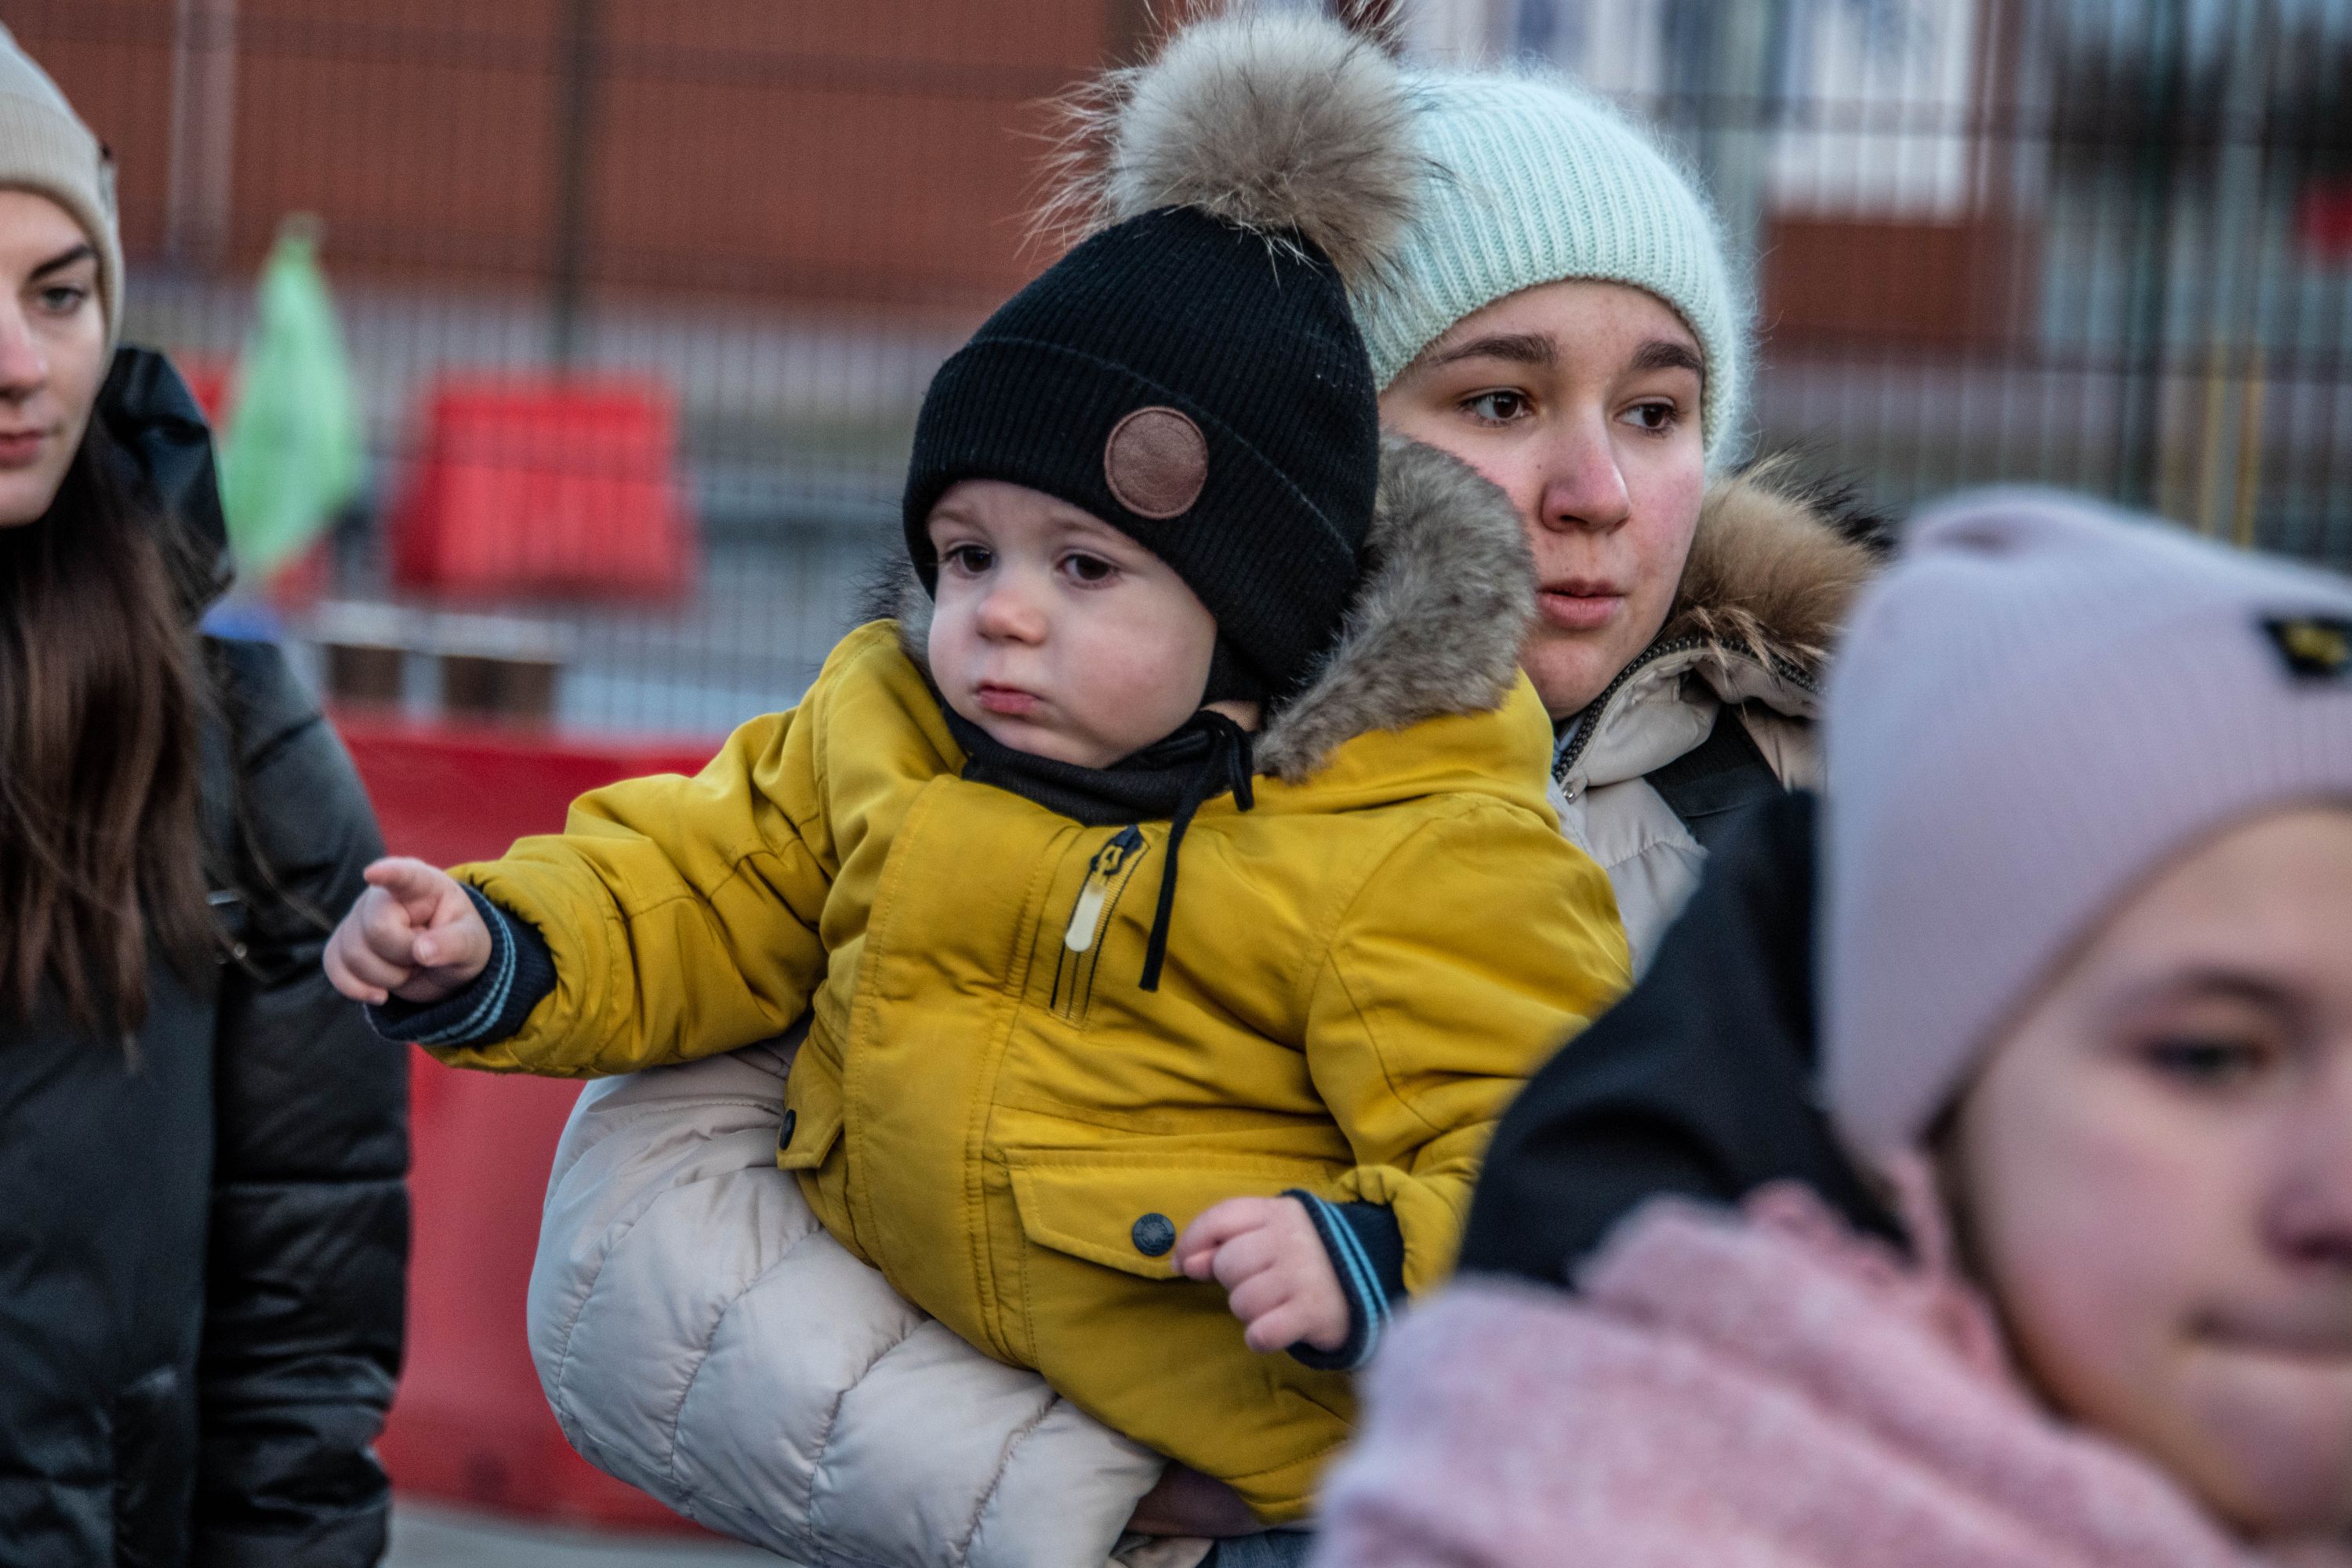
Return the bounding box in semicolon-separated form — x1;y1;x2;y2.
1104;406;1208;520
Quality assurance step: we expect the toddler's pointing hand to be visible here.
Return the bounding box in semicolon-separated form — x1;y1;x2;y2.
324;858;494;1007
1175;1196;1348;1356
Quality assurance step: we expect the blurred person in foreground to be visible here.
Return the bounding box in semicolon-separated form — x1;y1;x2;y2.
1314;490;2352;1568
0;26;408;1566
506;9;1883;1564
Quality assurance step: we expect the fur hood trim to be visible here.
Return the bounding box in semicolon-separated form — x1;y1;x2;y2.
1661;454;1888;684
884;436;1534;786
1041;9;1422;291
1254;436;1533;781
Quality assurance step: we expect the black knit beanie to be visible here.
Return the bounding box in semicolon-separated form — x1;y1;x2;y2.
901;10;1421;704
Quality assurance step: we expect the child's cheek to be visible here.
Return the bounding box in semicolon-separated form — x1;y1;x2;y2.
1072;593;1215;742
1955;1051;2180;1428
926;593;973;691
1971;1073;2261;1512
1992;1125;2180;1397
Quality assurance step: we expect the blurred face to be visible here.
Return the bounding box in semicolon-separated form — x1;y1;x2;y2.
1946;808;2352;1542
0;190;104;528
1379;279;1708;720
925;479;1229;768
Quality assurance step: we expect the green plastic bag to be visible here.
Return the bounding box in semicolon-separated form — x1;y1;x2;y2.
217;216;365;581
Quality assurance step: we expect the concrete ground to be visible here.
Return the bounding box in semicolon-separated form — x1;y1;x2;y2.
387;1502;792;1567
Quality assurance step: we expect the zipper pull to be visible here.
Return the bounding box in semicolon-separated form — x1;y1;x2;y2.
1064;826;1144;953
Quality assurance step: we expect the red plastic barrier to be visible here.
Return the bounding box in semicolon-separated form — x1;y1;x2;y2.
2302;179;2352;260
336;715;717;871
336;713;723;1530
386;377;695;601
173;354;234;424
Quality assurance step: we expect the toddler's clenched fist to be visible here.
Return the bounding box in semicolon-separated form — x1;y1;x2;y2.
324;858;493;1006
1174;1196;1349;1356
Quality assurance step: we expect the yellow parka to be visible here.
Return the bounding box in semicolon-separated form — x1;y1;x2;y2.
434;440;1631;1520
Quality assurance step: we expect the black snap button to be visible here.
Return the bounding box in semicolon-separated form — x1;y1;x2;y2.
778;1109;797;1152
1131;1212;1176;1258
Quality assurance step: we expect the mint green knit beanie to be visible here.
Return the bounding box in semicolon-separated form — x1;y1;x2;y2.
1362;69;1748;466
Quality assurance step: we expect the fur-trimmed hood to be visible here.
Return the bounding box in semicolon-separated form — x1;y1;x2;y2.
887;434;1537;786
1662;455;1887;688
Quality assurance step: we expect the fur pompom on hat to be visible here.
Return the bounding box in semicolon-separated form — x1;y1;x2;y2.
0;24;122;350
1054;9;1424;292
1822;492;2352;1159
904;10;1417;702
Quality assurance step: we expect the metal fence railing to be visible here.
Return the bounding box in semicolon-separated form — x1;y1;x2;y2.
18;0;2351;735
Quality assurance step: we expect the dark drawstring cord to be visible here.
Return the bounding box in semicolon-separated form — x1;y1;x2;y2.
936;690;1257;995
1138;713;1256;993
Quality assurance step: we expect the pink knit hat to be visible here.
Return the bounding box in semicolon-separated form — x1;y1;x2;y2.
1822;490;2352;1159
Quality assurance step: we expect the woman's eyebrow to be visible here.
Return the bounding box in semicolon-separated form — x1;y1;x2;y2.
27;242;95;281
2122;967;2302;1018
1425;332;1556;370
1628;338;1704;377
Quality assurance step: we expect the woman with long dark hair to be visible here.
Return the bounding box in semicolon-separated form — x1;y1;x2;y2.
0;27;407;1566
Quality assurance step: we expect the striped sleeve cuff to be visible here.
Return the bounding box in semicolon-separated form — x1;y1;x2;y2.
1285;1191;1407;1373
365;884;557;1048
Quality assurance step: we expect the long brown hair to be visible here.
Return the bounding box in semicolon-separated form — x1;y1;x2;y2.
0;417;216;1035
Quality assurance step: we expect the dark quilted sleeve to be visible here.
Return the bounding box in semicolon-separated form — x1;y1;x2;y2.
1458;791;1901;1287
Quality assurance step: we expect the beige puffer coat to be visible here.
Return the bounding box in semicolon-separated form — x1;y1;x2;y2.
530;1025;1198;1568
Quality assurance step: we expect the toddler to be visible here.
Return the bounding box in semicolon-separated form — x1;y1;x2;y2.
326;16;1628;1526
1317;490;2352;1566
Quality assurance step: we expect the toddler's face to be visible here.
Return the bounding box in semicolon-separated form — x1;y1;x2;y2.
925;480;1218;769
1946;807;2352;1542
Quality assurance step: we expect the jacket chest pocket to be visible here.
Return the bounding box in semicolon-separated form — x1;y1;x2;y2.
1006;1149;1334;1281
1045;826;1151;1025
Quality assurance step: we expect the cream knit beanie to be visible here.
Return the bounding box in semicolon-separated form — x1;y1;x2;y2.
1356;68;1746;466
0;24;121;349
1822;491;2352;1160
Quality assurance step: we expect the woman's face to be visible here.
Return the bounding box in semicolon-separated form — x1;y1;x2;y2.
1378;279;1708;720
1947;807;2352;1541
0;190;105;528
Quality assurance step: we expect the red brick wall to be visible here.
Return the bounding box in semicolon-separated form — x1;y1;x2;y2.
13;0;1123;307
1761;216;2037;352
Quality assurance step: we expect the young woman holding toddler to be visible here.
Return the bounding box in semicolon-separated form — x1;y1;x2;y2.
499;13;1879;1563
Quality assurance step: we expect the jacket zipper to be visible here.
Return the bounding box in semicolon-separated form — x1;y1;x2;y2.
1063;827;1143;949
1553;637;1705;786
1051;826;1146;1023
1063;826;1145;952
1553;636;1821;789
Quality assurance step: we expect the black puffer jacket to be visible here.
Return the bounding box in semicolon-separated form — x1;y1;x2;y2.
1458;789;1899;1285
0;350;408;1566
